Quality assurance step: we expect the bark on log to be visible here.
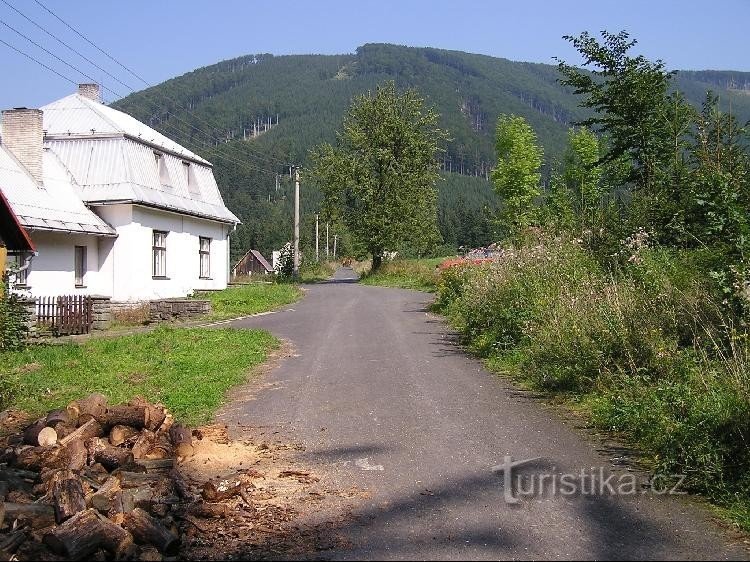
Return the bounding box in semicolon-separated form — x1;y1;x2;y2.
51;421;77;440
0;467;35;491
52;475;87;523
187;501;229;519
88;475;121;512
109;425;139;447
131;430;156;459
106;405;149;429
86;438;134;471
46;409;72;427
144;435;172;460
68;393;107;425
58;418;104;447
22;421;45;446
201;473;249;502
44;508;103;559
128;397;167;432
2;501;55;528
93;511;137;560
122;508;179;555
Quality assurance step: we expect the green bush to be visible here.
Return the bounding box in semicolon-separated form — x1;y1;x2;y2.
435;234;750;527
0;292;28;352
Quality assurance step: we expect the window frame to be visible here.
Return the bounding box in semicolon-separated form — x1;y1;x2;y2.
74;245;87;287
154;151;171;187
199;236;211;279
11;254;28;287
152;230;168;279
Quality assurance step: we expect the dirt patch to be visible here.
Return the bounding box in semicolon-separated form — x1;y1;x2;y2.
177;424;355;560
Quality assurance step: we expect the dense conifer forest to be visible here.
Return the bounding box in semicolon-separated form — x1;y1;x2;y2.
112;44;750;261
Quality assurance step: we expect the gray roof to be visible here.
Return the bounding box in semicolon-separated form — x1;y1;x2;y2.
0;145;116;236
41;94;239;225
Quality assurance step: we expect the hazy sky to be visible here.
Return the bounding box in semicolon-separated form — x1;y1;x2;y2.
0;0;747;109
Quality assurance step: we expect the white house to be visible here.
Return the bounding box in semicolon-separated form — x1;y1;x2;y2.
0;84;240;302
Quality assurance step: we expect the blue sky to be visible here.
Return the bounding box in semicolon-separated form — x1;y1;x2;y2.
0;0;747;109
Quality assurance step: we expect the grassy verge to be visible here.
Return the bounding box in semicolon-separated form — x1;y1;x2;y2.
298;261;337;283
435;237;750;531
197;283;302;321
359;258;446;291
0;327;277;425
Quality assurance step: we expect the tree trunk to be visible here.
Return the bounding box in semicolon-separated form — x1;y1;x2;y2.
371;253;383;271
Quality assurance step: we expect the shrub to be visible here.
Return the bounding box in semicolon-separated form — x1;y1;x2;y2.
0;290;29;352
435;233;750;525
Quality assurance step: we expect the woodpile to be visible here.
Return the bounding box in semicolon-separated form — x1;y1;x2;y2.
0;394;259;561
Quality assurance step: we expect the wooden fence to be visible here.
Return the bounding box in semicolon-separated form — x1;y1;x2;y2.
36;295;93;336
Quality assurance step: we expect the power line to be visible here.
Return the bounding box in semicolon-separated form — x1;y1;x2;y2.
0;35;276;177
31;0;288;168
1;2;284;177
0;36;77;87
0;0;137;95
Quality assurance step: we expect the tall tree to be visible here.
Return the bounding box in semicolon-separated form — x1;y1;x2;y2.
308;81;448;269
556;31;676;194
491;114;544;232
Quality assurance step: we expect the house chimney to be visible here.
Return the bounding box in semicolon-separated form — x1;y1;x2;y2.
1;108;44;185
78;83;101;102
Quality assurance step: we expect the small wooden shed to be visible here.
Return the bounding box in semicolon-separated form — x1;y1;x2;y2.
232;249;273;277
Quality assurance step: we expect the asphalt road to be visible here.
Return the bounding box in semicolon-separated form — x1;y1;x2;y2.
222;267;748;560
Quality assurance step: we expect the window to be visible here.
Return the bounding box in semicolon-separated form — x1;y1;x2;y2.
153;230;167;278
199;237;211;278
10;254;28;287
154;152;171;186
74;246;86;287
184;161;201;198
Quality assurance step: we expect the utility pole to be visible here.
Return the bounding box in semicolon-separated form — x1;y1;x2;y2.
333;234;338;260
315;214;319;262
326;223;329;258
293;166;300;278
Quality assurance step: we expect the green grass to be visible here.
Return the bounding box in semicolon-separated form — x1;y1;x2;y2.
0;327;277;425
359;258;447;292
298;261;337;283
198;283;302;321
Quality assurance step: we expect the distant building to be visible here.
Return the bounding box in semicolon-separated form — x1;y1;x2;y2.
232;249;273;277
0;84;240;301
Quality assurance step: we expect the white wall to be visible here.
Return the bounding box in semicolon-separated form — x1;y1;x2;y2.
94;204;230;301
14;230;103;297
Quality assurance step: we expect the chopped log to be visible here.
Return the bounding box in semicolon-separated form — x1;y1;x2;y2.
156;413;174;435
201;473;249;502
58;418;104;447
52;421;78;440
144;435;172;460
13;447;45;471
0;467;35;491
44;508;102;559
22;420;46;446
37;427;57;447
68;393;107;425
88;475;121;512
46;409;72;427
23;421;57;447
128;397;166;432
122;508;179;555
131;430;156;459
2;502;55;528
92;511;137;560
109;425;139;447
123;486;155;511
169;469;193;502
86;438;134;471
0;481;8;501
168;424;191;448
187;501;229;519
0;528;26;558
117;471;164;488
59;439;88;472
52;475;87;523
106;405;148;429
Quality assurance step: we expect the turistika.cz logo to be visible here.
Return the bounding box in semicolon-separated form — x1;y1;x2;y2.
492;456;686;505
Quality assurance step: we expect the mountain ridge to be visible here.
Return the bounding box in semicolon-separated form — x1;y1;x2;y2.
112;43;750;258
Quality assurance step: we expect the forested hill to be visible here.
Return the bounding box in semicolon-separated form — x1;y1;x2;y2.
112;44;750;259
